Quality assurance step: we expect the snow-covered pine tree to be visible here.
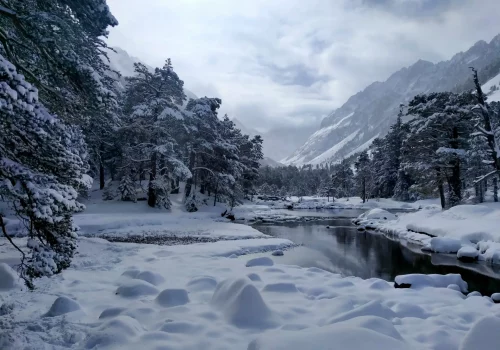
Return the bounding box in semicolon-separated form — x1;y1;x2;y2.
0;0;118;122
402;92;475;208
331;159;354;198
0;55;88;288
119;60;191;208
118;174;137;202
354;151;371;203
470;68;500;202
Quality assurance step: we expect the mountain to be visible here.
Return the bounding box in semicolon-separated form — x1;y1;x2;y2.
283;34;500;166
260;157;283;168
104;47;198;103
231;118;316;163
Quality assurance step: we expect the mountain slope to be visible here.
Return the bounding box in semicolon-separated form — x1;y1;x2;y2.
283;34;500;166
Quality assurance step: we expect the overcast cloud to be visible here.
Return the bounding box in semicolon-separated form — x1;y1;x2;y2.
106;0;500;132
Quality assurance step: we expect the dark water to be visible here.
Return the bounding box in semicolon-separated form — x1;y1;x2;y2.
253;218;500;296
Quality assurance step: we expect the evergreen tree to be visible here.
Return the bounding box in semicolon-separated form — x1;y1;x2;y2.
0;55;88;288
118;60;190;208
354;151;371;203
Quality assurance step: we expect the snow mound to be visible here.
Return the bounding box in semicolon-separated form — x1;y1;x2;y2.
246;257;274;267
336;316;404;341
121;269;141;278
362;209;397;221
85;316;143;349
328;300;396;324
155;289;190;307
99;307;127;319
211;278;276;329
0;263;19;290
491;293;500;303
467;291;482;298
460;316;500;350
248;323;408;350
426;237;462;253
159;321;201;334
447;284;462;292
247;273;262;282
186;276;217;292
272;250;284;256
134;271;165;286
115;280;159;298
457;246;479;261
45;296;82;317
395;274;468;293
262;283;298;293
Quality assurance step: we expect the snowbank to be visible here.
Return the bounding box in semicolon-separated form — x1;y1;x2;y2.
356;203;500;265
394;274;468;293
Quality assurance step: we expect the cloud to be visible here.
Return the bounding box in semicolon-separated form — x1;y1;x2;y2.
106;0;500;131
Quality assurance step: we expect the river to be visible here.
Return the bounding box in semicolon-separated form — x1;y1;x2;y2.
252;210;500;296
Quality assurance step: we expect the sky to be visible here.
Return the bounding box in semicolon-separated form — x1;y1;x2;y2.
106;0;500;132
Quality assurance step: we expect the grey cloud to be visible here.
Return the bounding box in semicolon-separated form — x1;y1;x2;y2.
256;59;330;87
359;0;466;18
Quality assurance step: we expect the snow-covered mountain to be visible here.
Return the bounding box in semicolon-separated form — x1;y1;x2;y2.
283;34;500;166
104;46;198;102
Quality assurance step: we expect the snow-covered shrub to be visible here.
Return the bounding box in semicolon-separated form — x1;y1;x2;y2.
0;54;87;288
118;175;136;202
102;183;116;200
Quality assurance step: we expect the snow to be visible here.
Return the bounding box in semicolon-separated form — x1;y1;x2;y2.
155;288;190;307
0;263;19;290
360;202;500;265
482;71;500;102
115;280;160;298
459;316;500;349
246;256;274;267
457;246;480;260
394;274;468;293
491;293;500;303
426;237;463;253
44;296;82;317
248;323;408;350
308;130;360;165
2;193;500;349
211;278;277;329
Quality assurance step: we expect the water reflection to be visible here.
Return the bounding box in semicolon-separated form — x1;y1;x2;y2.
253;220;500;295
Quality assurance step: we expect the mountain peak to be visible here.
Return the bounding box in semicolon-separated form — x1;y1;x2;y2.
283;34;500;166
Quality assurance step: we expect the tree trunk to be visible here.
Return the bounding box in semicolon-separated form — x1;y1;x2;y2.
436;167;445;209
494;177;499;202
362;177;366;203
99;161;105;190
184;151;196;197
478;182;484;203
147;152;157;208
449;126;461;206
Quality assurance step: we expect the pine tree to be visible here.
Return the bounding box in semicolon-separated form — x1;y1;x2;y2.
470;68;500;201
118;60;190;208
0;55;88;288
354;151;371;203
118;174;137;202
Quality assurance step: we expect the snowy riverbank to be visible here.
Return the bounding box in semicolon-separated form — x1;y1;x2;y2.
2;198;500;349
2;231;500;349
355;204;500;266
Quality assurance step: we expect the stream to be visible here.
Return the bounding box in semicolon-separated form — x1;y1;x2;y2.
252;209;500;296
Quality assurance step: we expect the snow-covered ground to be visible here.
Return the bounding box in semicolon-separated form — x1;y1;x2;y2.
355;203;500;266
2;232;500;349
2;190;500;349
